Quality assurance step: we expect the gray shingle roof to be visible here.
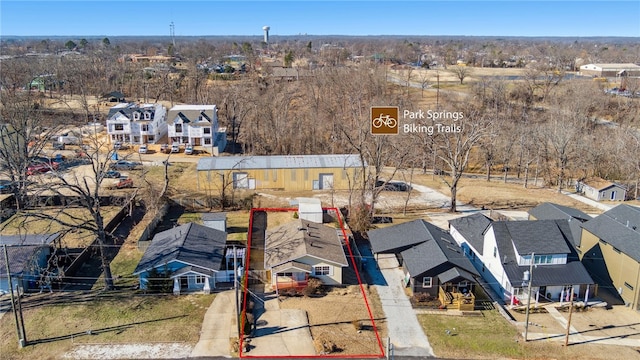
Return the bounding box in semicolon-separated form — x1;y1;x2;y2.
438;267;477;284
0;246;50;277
528;202;592;223
264;219;348;268
197;154;364;171
504;261;593;287
448;213;492;255
399;226;479;279
581;204;640;261
367;219;440;254
107;103;157;121
498;220;571;256
133;223;227;274
0;233;60;246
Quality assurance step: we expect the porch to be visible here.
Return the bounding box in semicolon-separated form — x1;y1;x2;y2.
439;286;475;311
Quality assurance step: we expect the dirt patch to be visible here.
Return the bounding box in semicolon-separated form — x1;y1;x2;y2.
62;343;192;359
279;285;386;356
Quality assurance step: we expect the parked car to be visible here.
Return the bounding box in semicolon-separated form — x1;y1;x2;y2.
138;144;148;154
113;141;129;150
110;160;142;170
52;141;65;150
27;162;59;176
106;177;133;189
104;170;121;178
115;178;134;189
160;144;170;154
57;135;80;145
171;143;180;153
375;180;412;192
0;180;14;194
185;144;194;155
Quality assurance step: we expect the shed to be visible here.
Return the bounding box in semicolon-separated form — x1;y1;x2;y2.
291;197;323;223
202;212;227;232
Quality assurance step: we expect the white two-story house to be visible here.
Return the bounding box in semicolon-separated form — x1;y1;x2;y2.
449;215;594;306
106;103;167;144
167;105;227;155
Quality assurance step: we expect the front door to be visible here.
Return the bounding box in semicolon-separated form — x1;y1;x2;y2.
319;173;334;190
180;276;188;290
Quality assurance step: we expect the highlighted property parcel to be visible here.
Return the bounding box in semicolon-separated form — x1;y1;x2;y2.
240;207;384;358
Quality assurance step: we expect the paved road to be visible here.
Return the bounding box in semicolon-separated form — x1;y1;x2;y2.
359;245;435;357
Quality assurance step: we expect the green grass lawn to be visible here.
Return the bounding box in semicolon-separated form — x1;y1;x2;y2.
0;292;213;360
418;310;523;359
227;210;250;241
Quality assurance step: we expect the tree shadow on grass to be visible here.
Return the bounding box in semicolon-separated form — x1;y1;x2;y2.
27;314;188;345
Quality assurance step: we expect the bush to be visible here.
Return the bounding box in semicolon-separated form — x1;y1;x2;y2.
302;277;324;297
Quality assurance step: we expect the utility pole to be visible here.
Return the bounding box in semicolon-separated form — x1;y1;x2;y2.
564;285;575;346
233;245;240;339
523;252;534;342
3;244;25;348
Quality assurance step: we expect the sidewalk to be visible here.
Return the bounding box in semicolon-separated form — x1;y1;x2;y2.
561;190;613;212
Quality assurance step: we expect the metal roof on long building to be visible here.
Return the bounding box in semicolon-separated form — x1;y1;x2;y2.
197;154;364;171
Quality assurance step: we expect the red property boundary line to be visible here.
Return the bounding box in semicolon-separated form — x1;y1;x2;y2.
240;207;385;359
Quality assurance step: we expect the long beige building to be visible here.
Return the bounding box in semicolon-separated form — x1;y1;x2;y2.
196;154;364;192
579;63;640;77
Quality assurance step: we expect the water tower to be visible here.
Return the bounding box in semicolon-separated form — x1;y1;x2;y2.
262;26;270;44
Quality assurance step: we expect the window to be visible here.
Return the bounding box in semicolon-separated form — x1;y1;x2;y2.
148;135;155;142
458;281;468;288
175;124;183;133
281;272;293;277
114;124;124;131
314;266;330;276
625;282;634;291
195;275;206;284
133;112;140;120
204;127;211;134
204;138;211;145
144;112;151;120
422;277;433;288
534;255;553;264
141;124;149;132
493;247;497;258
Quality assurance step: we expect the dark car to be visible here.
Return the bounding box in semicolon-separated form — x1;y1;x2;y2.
0;180;14;194
110;160;142;170
104;170;121;178
375;180;412;192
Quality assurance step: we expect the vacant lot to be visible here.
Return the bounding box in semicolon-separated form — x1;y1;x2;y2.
0;291;213;360
279;285;386;356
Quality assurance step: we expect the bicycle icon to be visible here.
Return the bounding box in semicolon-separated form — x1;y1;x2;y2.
372;114;397;128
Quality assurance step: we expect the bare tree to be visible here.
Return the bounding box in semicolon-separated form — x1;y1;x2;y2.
448;65;473;85
435;106;489;212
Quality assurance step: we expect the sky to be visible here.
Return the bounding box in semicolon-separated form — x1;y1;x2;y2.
1;1;639;38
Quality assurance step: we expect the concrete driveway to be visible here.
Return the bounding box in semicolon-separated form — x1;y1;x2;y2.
190;290;236;358
361;246;435;357
245;288;316;356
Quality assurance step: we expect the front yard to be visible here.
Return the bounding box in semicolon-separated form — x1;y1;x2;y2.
418;307;640;360
0;291;213;360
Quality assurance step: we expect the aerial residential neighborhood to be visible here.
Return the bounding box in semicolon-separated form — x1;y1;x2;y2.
1;1;640;360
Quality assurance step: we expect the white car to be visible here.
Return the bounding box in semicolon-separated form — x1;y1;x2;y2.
185;144;194;155
138;144;148;154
